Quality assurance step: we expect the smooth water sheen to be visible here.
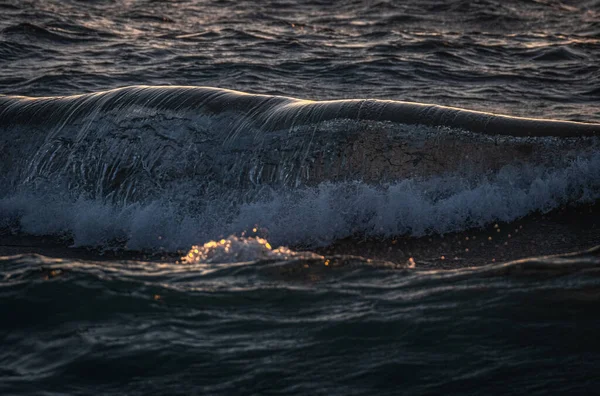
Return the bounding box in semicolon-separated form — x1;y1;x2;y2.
1;0;600;394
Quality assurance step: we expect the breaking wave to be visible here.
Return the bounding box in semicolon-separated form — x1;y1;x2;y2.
1;86;599;250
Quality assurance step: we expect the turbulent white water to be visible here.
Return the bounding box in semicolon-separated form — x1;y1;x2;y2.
2;150;600;250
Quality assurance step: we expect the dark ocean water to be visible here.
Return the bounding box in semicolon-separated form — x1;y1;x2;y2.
1;0;599;122
1;0;600;394
2;250;600;395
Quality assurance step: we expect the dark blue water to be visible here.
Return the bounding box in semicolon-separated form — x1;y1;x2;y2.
2;251;600;395
1;0;600;394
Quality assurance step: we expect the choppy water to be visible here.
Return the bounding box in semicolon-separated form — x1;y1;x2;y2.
1;0;600;394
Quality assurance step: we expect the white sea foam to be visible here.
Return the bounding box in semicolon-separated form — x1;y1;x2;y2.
182;235;320;264
1;150;599;251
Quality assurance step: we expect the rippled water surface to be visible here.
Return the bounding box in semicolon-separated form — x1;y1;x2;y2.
1;0;599;121
1;0;600;394
2;250;600;395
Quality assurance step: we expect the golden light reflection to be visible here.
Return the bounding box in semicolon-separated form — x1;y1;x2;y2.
181;235;284;264
44;269;63;280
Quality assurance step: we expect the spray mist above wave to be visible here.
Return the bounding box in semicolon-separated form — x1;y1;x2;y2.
0;85;599;249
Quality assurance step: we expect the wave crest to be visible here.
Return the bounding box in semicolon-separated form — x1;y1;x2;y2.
0;86;599;249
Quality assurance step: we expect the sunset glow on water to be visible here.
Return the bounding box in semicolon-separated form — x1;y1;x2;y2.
1;1;600;394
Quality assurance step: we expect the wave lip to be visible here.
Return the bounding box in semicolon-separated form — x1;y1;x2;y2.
1;85;598;193
1;85;599;137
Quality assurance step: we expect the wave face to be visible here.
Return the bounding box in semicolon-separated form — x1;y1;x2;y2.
1;86;599;250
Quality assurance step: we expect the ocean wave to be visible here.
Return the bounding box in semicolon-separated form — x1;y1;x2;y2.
2;243;599;294
1;86;599;136
0;86;599;250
